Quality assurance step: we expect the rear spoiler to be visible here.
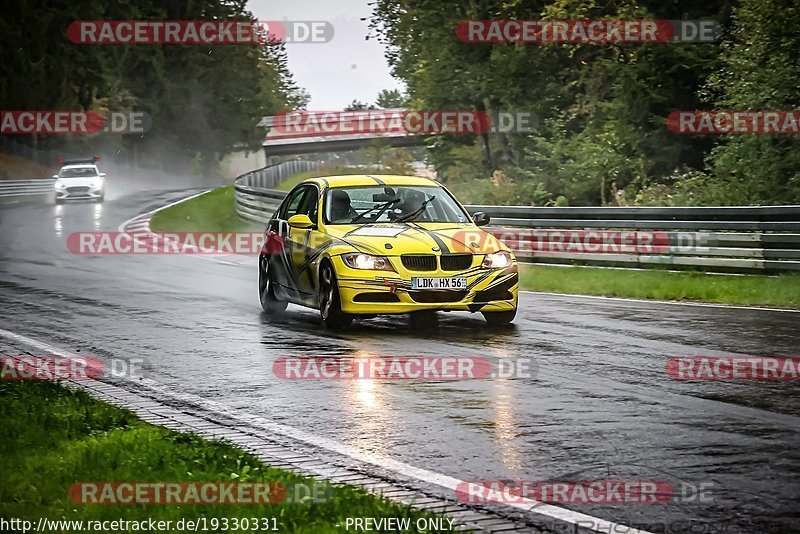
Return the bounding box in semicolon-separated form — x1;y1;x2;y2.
58;156;100;165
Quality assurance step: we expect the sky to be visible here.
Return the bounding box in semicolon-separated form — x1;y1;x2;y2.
247;0;405;110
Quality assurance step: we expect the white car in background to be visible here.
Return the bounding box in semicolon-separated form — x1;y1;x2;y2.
54;158;105;203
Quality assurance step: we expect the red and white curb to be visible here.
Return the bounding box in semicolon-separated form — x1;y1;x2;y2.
118;191;256;268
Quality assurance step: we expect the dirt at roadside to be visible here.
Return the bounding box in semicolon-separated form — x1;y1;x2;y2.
0;152;57;180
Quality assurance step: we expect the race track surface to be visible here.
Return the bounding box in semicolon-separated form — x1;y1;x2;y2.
1;189;798;533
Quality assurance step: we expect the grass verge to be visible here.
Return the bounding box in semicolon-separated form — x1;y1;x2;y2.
519;264;800;308
149;186;261;233
0;380;444;532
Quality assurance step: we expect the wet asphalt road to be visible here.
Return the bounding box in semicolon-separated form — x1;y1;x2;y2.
1;186;799;534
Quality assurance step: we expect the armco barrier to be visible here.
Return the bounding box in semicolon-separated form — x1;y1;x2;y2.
234;171;800;273
0;179;55;198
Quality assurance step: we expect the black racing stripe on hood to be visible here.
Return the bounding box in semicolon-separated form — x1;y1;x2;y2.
430;228;473;252
408;223;450;253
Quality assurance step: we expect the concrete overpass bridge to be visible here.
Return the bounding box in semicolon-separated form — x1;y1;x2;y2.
260;110;427;157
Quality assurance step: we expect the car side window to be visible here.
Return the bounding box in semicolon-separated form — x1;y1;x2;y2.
280;186;309;220
298;187;320;223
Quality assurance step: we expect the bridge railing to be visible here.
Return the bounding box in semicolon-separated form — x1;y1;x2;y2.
233;172;800;273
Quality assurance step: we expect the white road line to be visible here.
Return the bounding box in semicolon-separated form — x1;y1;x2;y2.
522;290;800;313
0;328;653;534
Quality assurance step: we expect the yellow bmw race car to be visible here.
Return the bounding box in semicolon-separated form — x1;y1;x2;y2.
258;175;518;328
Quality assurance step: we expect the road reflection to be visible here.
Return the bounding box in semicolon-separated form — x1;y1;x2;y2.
342;351;391;452
93;202;103;230
54;204;63;237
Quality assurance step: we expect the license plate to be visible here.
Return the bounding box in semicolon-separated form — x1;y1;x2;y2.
411;277;467;290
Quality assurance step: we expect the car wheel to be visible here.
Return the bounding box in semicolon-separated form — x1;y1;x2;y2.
319;262;352;329
482;309;516;325
259;257;287;314
96;196;104;203
55;196;63;204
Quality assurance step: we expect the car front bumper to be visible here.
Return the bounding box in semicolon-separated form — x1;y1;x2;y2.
333;256;519;315
56;186;104;200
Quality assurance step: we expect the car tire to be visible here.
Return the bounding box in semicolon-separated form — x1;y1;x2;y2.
259;257;287;314
96;196;104;203
482;309;516;325
55;196;63;204
319;262;352;329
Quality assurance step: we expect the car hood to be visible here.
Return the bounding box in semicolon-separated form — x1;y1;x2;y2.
325;223;507;256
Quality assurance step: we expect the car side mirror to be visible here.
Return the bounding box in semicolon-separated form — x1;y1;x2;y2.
52;175;59;179
100;173;106;177
287;214;314;229
473;212;490;227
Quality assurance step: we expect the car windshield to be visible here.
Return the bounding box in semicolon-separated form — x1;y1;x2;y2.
324;185;469;224
59;167;98;178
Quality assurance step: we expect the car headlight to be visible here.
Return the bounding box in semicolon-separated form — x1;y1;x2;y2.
54;180;65;189
342;253;394;271
482;251;513;269
91;178;104;188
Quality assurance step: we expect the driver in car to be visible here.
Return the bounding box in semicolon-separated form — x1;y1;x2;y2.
396;188;426;220
329;189;357;223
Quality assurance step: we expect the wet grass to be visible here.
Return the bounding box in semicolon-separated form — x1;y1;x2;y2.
0;380;446;532
518;264;800;308
149;186;260;233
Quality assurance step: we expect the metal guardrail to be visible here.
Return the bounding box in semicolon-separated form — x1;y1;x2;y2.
234;171;800;273
242;159;323;190
0;179;55;198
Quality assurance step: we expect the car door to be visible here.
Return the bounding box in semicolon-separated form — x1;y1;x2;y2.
268;185;312;300
288;185;321;299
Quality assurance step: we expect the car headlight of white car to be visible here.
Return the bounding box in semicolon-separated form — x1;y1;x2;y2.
482;251;513;269
91;178;104;189
54;180;65;189
342;253;394;271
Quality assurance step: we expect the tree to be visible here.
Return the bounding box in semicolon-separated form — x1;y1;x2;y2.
705;0;800;204
344;100;374;111
369;0;729;205
0;0;305;175
375;89;408;109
